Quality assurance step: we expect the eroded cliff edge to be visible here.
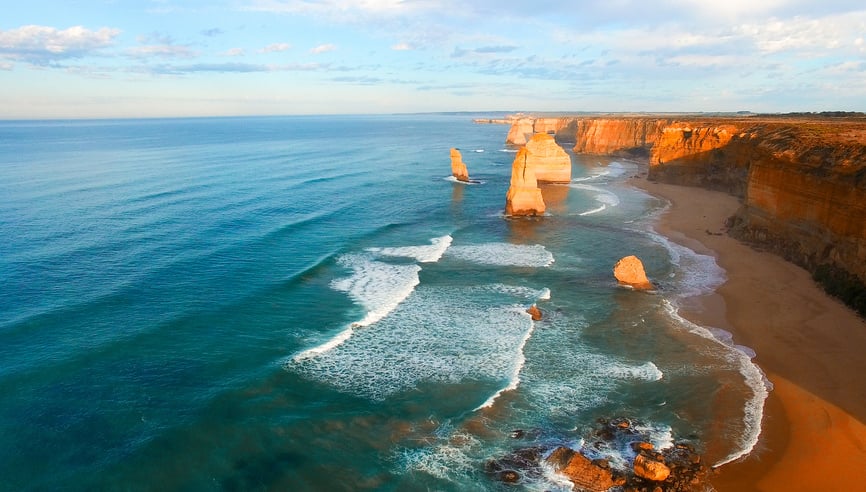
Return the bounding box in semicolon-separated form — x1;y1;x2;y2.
505;114;866;316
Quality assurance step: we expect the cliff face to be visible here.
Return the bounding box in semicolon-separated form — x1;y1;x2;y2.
504;114;866;315
505;117;578;145
505;147;546;216
654;120;866;315
505;117;669;155
450;148;470;182
649;123;749;195
573;118;671;156
524;133;572;183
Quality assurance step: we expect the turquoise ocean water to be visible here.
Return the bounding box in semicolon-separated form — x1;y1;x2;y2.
0;115;767;491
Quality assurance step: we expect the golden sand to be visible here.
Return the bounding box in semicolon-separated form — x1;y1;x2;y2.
631;178;866;491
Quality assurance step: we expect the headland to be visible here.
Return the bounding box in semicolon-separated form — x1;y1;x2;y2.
499;112;866;490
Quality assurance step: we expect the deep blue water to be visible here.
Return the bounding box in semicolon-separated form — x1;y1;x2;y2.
0;115;766;491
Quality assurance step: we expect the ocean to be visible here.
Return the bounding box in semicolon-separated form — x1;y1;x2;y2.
0;114;768;491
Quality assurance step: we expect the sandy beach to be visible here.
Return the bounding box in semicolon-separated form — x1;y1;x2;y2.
631;178;866;491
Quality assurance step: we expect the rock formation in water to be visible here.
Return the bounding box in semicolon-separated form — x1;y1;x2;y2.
449;148;470;182
524;133;572;182
487;417;710;490
505;114;866;315
633;454;671;482
505;148;546;216
648;118;866;316
546;447;618;492
613;255;654;290
505;118;536;146
526;304;542;321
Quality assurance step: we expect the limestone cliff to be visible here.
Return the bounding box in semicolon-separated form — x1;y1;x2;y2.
504;116;667;155
721;122;866;315
573;118;670;156
524;133;572;183
450;148;470;182
649;123;747;195
648;118;866;315
505;148;546;216
504;114;866;315
505;117;578;145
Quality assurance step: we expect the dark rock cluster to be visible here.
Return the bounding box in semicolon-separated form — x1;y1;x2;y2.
486;418;711;491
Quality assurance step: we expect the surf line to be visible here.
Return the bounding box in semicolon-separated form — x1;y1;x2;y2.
293;235;453;362
475;290;550;411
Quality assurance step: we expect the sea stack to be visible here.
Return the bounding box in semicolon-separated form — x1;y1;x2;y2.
450;148;470;182
613;255;654;290
505;117;535;145
505;147;546;216
524;133;572;182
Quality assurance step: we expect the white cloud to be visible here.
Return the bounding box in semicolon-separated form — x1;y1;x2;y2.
126;44;197;59
391;42;413;51
310;43;336;54
222;47;246;57
259;42;292;53
734;12;866;56
0;25;120;64
243;0;437;16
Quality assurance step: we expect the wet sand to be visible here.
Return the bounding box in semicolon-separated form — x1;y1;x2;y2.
632;178;866;491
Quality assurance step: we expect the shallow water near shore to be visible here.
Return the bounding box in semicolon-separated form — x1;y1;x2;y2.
0;115;766;490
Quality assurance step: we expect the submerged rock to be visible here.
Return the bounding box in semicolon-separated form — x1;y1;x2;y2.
613;255;654;290
450;148;470;182
485;447;544;484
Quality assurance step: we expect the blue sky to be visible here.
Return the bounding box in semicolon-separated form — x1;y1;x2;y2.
2;0;865;118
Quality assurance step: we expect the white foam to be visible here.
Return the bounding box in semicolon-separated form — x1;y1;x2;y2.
446;243;555;267
538;288;551;301
650;231;726;297
293;326;355;361
442;176;483;185
632;423;675;451
607;361;664;382
292;254;422;361
578;204;606;216
605;161;632;177
662;300;769;467
475;310;536;410
571;183;621;216
397;428;479;481
499;148;519;153
472;149;484;153
369;235;453;263
290;283;536;400
330;255;422;327
572;175;603;182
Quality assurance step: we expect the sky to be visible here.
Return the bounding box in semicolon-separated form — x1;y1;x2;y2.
1;0;865;118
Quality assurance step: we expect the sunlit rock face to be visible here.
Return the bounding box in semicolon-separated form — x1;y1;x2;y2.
450;148;470;182
572;118;671;156
505;148;546;217
524;133;572;183
613;255;654;291
506;118;535;146
503;114;866;313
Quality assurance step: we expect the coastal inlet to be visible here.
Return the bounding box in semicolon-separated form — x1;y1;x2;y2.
0;115;766;490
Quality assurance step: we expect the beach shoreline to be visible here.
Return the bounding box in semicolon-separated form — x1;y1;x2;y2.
630;177;866;491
